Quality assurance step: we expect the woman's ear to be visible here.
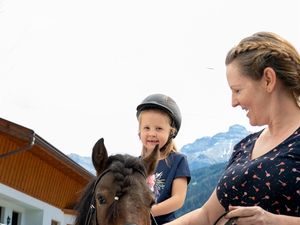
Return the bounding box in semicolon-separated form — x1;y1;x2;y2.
263;67;277;92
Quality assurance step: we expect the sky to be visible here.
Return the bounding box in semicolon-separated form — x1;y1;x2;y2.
1;0;300;157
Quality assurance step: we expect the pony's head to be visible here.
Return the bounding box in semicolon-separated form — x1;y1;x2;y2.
75;138;159;225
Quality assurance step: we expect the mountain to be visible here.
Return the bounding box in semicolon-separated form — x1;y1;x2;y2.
69;124;252;173
68;153;96;175
69;124;253;215
181;124;251;170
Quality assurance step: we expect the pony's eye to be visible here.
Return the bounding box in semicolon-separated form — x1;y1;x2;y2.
97;195;107;204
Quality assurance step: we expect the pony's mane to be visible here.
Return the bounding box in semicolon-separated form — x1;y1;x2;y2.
74;176;97;225
74;154;147;225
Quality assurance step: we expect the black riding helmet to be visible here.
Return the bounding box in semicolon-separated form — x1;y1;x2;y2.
136;93;182;138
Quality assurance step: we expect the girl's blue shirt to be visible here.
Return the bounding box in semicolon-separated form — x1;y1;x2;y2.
152;152;191;225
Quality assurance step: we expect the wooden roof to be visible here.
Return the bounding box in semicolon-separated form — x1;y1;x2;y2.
0;118;95;213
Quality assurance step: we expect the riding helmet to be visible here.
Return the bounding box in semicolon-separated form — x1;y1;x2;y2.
136;93;182;138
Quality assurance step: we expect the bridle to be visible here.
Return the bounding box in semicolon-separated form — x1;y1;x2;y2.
84;167;158;225
84;168;110;225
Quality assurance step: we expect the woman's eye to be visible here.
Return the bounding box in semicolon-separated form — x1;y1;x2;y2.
97;195;106;204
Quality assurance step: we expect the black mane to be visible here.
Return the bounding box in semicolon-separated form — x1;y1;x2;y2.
74;154;147;225
74;176;97;225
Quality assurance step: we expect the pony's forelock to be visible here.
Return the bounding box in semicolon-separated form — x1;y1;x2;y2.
74;154;150;225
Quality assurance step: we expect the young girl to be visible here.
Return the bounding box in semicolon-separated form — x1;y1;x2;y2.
136;93;191;225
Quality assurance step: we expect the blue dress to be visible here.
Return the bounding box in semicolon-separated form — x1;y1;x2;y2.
216;127;300;216
152;152;191;225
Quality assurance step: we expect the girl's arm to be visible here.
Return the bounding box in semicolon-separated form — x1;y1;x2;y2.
151;177;188;216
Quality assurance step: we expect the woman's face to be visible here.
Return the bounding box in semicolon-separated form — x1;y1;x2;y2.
226;62;269;126
139;110;172;156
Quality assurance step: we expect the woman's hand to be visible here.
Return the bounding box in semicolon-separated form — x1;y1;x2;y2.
225;205;276;225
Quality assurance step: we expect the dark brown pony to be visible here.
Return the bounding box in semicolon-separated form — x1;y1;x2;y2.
74;138;159;225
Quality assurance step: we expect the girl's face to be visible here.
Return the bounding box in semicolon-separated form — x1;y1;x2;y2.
139;110;172;155
226;62;269;126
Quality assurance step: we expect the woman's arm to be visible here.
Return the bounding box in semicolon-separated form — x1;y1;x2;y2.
226;205;300;225
164;189;225;225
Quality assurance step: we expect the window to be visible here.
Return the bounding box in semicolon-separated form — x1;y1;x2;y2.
11;211;20;225
0;206;4;224
51;220;60;225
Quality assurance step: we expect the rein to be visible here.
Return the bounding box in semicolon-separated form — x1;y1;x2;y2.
84;166;157;225
84;168;111;225
213;212;237;225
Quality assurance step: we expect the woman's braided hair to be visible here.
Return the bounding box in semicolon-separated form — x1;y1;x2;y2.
225;31;300;104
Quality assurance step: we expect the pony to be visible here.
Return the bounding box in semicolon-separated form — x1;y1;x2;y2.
74;138;159;225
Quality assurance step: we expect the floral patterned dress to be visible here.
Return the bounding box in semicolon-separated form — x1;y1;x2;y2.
216;128;300;216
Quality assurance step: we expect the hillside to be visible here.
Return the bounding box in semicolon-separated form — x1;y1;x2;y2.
176;162;226;216
181;124;250;170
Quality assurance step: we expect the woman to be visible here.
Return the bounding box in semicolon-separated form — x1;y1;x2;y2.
165;32;300;224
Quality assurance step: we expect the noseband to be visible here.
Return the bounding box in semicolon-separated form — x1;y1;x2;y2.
84;167;157;225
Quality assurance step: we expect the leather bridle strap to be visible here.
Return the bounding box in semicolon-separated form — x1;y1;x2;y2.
84;169;111;225
151;213;158;225
84;167;148;225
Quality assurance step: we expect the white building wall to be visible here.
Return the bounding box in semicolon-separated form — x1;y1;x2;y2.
0;183;75;225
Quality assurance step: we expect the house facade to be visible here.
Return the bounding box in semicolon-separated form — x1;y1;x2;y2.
0;118;95;225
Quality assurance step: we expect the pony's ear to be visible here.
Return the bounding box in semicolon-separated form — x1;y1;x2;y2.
92;138;108;176
142;144;159;176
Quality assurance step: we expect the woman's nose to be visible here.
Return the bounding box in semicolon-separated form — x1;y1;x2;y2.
231;95;239;107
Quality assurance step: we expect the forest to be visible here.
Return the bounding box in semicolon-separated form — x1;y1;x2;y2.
176;162;226;216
